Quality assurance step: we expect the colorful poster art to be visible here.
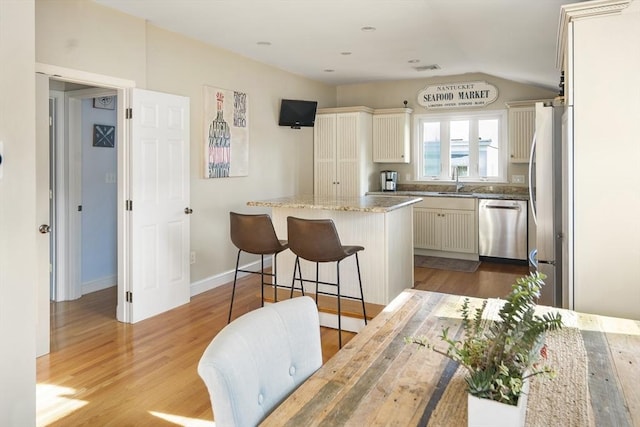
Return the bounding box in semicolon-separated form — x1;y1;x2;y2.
204;86;249;178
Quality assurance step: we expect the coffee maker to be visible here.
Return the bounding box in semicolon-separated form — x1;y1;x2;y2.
380;170;398;192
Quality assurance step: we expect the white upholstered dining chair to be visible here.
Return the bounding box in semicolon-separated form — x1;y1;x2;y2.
197;296;322;427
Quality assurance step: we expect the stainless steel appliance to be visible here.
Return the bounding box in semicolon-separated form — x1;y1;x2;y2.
528;100;564;307
478;199;528;261
380;170;397;192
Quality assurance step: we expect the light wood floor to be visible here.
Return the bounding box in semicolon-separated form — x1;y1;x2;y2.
36;260;528;426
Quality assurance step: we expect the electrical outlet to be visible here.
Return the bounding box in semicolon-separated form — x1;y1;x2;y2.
190;251;196;264
512;175;525;184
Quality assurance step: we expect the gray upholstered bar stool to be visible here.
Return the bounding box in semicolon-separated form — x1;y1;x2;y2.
286;216;367;348
228;212;290;323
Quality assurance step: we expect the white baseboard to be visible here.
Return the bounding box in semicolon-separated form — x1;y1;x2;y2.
190;258;272;297
83;275;117;294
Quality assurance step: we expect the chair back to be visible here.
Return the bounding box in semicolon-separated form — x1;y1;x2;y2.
229;212;286;255
287;216;346;262
198;296;322;427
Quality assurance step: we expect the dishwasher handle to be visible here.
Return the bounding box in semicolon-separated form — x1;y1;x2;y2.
482;204;522;211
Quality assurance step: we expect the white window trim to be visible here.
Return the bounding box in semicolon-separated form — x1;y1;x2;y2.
413;109;508;183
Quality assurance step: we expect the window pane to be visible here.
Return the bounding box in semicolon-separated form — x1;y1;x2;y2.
450;120;469;177
423;122;441;176
478;119;499;177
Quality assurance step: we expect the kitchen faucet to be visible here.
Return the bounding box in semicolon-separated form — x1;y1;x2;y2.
452;166;464;192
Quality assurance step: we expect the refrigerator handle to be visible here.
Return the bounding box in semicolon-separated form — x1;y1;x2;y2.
528;132;537;226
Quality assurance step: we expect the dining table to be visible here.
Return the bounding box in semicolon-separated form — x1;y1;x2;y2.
260;289;640;427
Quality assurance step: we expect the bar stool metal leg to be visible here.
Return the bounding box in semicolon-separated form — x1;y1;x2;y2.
355;253;367;325
273;254;278;303
228;249;243;324
337;261;342;348
260;255;265;307
290;257;306;298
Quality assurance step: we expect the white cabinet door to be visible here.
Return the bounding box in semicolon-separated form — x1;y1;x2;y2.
507;104;536;163
336;113;360;197
441;209;476;253
414;207;440;250
373;109;411;163
129;88;191;323
313;114;337;197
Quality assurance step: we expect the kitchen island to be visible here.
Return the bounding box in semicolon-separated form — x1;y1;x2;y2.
247;194;422;331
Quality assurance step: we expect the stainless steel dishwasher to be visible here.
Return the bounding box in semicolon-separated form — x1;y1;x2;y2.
478;199;527;260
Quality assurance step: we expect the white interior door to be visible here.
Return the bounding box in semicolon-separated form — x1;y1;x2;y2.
127;88;191;323
35;73;51;356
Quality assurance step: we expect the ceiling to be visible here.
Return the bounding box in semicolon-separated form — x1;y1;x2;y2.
93;0;576;90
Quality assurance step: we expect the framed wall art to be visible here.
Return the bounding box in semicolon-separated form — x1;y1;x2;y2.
93;124;115;148
203;85;249;178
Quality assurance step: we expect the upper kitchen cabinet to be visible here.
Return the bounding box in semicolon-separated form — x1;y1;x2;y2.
373;108;412;163
314;107;373;198
506;101;536;163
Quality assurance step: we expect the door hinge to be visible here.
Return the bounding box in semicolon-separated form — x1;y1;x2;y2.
126;291;133;303
78;205;82;212
126;200;133;211
126;108;133;119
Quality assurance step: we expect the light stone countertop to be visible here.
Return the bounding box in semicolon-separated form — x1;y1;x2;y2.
247;194;423;213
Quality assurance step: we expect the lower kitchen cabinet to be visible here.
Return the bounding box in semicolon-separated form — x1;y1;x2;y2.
413;197;478;258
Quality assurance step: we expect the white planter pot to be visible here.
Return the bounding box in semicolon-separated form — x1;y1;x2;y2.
467;379;529;427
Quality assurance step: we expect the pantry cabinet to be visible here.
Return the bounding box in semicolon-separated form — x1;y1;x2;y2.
413;197;478;257
314;107;373;198
557;0;640;319
373;108;412;163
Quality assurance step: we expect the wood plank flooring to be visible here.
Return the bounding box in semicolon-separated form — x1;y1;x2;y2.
36;260;528;426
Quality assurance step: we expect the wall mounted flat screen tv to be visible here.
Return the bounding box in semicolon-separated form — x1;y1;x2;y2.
278;99;318;129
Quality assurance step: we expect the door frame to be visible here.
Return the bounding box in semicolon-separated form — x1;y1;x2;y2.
36;63;135;338
59;87;118;301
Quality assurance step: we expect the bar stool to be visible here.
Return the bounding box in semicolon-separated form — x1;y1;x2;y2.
228;212;290;323
286;216;367;348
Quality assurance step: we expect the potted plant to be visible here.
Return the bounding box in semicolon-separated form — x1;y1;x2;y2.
406;272;563;427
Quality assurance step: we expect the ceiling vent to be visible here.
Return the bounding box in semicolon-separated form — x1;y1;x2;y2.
414;64;440;71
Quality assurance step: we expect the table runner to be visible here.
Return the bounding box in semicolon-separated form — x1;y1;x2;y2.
425;303;594;426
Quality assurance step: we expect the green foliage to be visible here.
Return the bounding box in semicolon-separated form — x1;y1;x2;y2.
406;272;563;405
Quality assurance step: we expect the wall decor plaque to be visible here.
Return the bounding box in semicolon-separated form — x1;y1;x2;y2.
417;81;498;110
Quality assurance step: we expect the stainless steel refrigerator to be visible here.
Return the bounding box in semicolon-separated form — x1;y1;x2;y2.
528;100;564;307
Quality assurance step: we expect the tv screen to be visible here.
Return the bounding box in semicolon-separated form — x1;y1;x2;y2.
278;99;318;128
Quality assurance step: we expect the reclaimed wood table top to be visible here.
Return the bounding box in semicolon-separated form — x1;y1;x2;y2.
261;289;640;427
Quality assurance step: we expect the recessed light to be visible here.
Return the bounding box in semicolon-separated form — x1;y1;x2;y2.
323;69;335;73
256;41;271;46
360;26;376;32
340;52;352;56
408;59;420;64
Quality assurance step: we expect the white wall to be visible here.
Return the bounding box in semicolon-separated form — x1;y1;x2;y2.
0;1;37;425
81;99;117;289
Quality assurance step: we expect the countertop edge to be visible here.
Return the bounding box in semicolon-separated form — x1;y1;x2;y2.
247;195;423;213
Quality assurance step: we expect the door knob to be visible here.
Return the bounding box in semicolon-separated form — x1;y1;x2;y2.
39;224;51;234
184;207;193;215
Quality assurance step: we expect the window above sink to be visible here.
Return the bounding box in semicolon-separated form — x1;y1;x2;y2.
414;110;508;184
